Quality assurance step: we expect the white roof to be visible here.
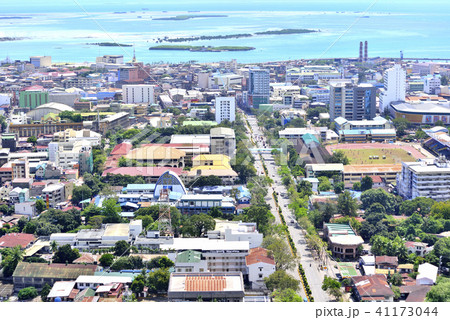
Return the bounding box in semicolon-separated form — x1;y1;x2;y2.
180;194;225;201
160;238;249;252
362;265;376;276
329;235;364;246
417;263;438;283
75;275;133;284
360;255;375;265
170;134;210;145
43;183;64;192
306;163;344;172
47;281;76;298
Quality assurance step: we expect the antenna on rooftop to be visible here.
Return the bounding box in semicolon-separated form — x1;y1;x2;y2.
157;187;173;236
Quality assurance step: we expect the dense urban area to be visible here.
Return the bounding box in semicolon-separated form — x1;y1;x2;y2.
0;49;449;303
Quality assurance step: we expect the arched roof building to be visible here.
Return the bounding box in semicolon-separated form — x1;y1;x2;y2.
154;170;187;200
27;102;75;121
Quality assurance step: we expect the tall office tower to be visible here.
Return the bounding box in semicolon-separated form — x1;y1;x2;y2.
353;83;376;120
379;64;406;113
122;84;155;104
329;81;376;121
359;42;363;62
248;68;270;108
364;41;368;62
215;97;236;124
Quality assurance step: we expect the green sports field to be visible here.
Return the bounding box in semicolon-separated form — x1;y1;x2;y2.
336;148;416;165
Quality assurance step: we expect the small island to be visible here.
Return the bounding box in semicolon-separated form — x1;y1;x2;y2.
255;28;317;35
153;14;228;21
0;37;26;42
87;42;132;47
149;45;254;52
159;28;318;43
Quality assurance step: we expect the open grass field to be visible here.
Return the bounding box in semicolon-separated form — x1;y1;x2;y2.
336;148;416;165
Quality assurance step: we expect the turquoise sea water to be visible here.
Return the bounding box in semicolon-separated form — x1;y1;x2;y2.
1;1;450;64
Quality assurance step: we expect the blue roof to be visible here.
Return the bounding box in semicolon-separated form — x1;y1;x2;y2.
340;129;370;135
169;191;183;201
126;184;156;191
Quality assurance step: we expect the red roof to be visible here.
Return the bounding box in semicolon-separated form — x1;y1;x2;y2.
0;167;12;172
22;85;45;92
185;275;226;292
375;256;398;266
32;182;46;186
102;167;186;177
245;247;275;266
0;233;36;249
369;175;383;183
110;143;133;156
142;143;209;148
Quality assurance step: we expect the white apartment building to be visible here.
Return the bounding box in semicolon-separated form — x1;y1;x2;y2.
245;247;276;289
207;221;263;249
122;84;155;104
424;75;441;94
214;97;236;124
55;140;93;174
42;183;65;208
162;238;250;274
30;56;52;68
397;157;450;201
52;129;101;146
379;64;406;113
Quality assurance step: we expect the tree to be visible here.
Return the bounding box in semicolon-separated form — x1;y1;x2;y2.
182;213;216;237
40;283;52;302
431;201;450;219
52;244;80;264
35;199;46;214
147;256;175;269
99;253;115;267
433;237;450;268
329;150;349;165
334;181;344;194
352;182;361;191
393;118;411;136
264;270;299;292
102;198;122;223
360;188;398;214
322;276;342;301
426;277;450;302
147;268;170;294
360;176;373;192
318;176;332;192
72;185;93;206
389;273;403;286
130;274;146;297
27;136;37;145
262;235;296;271
337;191;358;217
245;205;271;235
0;245;24;277
272;288;303;302
18;287;38;301
114;240;131;257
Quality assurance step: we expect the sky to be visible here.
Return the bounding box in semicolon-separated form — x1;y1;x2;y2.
2;0;449;14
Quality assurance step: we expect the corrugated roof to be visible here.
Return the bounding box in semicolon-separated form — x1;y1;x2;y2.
176;250;202;264
185;275;226;292
13;262;97;279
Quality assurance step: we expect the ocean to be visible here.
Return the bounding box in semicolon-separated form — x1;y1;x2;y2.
1;1;450;64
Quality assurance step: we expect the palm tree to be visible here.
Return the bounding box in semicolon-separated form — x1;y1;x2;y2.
50;241;58;253
10;245;24;266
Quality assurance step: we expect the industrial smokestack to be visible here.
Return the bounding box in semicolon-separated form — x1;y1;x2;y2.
364;41;368;62
359;42;363;62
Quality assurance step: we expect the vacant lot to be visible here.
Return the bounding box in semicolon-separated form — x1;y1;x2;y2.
336;148;416;164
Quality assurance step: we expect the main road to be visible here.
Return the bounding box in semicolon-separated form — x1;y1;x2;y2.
245;113;333;302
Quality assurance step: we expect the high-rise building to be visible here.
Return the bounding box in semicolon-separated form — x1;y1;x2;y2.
329;81;376;121
248;69;270;108
379;64;406;113
398;157;450;201
215;97;236;124
12;158;29;179
30;56;52;68
423;75;441;94
122;85;155;104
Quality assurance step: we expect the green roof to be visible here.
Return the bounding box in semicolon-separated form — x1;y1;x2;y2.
2;136;15;140
13;262;97;279
338;262;358;277
175;250;202;263
182;120;217;127
324;223;356;236
302;133;319;145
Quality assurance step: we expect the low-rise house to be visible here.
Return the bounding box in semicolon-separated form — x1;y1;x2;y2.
47;281;78;302
245;247;276;289
75;275;133;291
399;285;432;302
0;233;36;249
375;256;398;271
14;201;37;218
352;274;394;302
417;263;438;286
405;241;433;257
9;187;29;204
168;272;245;302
